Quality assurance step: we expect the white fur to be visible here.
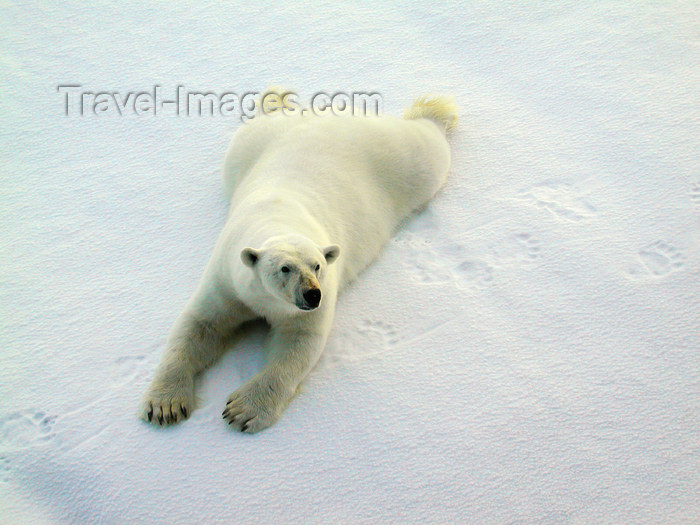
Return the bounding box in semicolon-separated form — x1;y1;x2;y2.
141;94;456;432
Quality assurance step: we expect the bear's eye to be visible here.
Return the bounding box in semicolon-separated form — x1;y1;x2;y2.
280;266;290;273
315;264;320;272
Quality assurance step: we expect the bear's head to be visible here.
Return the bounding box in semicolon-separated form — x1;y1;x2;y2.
240;234;340;313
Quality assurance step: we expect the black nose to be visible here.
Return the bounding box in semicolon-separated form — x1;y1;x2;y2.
303;288;321;307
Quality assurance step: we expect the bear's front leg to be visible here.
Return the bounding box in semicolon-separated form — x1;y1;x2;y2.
223;312;332;433
141;292;255;426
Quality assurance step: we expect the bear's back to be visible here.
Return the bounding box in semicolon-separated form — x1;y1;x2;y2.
224;114;451;286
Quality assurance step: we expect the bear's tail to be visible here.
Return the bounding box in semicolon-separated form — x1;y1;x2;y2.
404;95;458;132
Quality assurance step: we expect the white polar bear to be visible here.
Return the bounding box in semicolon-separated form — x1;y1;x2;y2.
141;92;457;432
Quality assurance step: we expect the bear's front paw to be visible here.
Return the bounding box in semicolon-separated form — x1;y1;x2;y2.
222;380;285;433
140;372;194;426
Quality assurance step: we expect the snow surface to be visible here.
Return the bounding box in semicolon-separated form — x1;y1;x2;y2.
1;2;699;523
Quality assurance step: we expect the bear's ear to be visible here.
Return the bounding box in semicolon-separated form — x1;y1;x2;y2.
323;244;340;265
241;247;260;268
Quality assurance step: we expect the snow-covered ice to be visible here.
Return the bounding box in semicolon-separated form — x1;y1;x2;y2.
1;2;698;523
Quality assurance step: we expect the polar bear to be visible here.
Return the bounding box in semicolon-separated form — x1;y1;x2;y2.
141;92;457;432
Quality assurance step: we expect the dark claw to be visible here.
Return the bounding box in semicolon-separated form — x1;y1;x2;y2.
147;406;153;422
158;414;164;425
181;406;188;418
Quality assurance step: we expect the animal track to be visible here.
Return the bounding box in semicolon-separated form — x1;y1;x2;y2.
0;410;55;449
493;233;541;262
628;241;685;278
406;254;495;289
391;209;440;252
402;242;496;290
391;231;433;251
454;260;494;287
0;455;10;483
114;355;149;384
691;182;700;205
320;320;401;369
405;256;453;284
516;181;596;222
513;234;541;259
357;320;401;348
